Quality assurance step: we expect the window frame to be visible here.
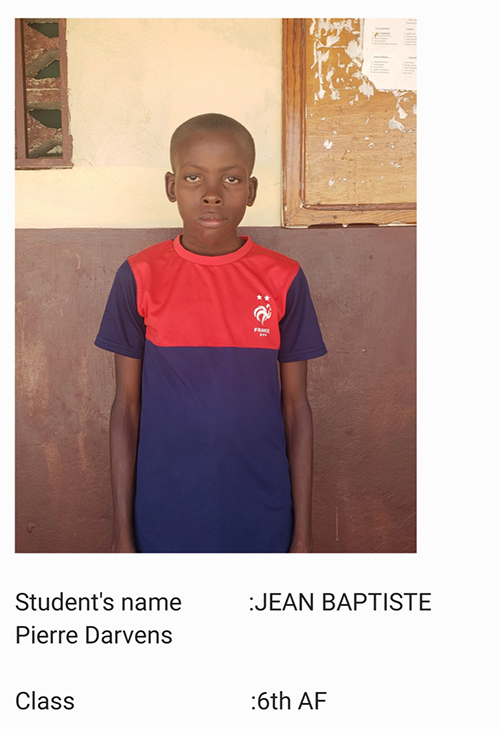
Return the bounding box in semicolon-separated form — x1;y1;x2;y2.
282;18;416;227
15;18;72;169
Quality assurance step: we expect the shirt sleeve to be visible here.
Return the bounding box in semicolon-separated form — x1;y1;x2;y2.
94;260;146;359
278;267;327;363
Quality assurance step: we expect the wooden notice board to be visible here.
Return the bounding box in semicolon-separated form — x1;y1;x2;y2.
282;18;417;226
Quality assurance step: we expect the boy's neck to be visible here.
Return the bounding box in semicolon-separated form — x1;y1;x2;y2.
179;232;244;257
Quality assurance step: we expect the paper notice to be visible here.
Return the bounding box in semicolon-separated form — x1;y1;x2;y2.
361;18;417;91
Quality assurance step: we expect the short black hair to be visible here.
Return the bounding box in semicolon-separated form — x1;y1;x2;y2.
170;113;255;172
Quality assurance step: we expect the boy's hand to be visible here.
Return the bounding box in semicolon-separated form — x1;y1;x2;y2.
111;537;137;553
281;360;314;555
289;536;313;553
110;354;142;556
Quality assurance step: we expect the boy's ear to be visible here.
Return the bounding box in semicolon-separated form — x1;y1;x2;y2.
247;176;258;207
165;172;176;202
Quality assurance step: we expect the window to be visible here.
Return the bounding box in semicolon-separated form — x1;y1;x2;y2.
15;18;72;168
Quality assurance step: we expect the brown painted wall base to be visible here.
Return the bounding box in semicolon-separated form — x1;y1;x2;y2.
16;226;416;553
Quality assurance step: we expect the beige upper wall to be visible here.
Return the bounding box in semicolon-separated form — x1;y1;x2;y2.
15;18;282;228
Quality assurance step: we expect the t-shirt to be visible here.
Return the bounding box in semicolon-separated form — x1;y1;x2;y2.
95;235;327;553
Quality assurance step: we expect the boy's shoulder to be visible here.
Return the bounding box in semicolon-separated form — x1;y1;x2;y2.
127;238;175;268
247;239;300;274
125;236;301;290
127;236;300;269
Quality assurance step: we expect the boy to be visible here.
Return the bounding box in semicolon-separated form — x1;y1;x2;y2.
95;113;326;553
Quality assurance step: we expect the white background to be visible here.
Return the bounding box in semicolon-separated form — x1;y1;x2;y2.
5;2;498;727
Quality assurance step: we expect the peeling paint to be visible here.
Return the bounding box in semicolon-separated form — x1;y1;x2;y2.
346;39;362;62
310;18;361;102
389;116;405;133
305;18;416;207
310;18;356;36
359;79;375;98
310;17;416;132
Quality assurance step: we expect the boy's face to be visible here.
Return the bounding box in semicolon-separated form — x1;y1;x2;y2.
165;130;258;256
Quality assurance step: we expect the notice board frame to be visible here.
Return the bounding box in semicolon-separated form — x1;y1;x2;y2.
282;18;416;227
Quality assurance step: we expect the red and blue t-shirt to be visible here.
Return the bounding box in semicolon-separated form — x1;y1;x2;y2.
95;235;326;552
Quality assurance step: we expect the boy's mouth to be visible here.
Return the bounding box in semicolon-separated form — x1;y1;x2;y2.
198;213;227;228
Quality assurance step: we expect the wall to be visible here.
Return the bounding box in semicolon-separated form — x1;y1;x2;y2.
16;226;415;553
15;19;416;552
15;18;282;229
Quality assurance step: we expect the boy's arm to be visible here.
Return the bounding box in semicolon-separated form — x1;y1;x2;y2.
280;359;314;553
109;353;142;553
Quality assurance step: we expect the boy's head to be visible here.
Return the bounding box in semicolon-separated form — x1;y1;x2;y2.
169;113;255;173
165;113;258;256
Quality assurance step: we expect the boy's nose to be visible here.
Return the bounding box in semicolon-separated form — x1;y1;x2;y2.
202;195;222;205
202;187;223;205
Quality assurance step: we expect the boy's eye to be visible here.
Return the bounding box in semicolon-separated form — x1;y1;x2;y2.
185;174;201;182
225;176;240;184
